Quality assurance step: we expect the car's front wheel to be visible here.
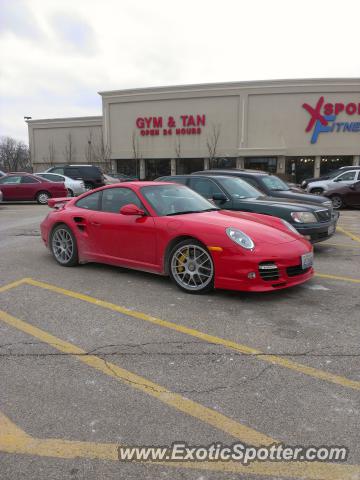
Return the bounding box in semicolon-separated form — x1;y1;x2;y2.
50;224;78;267
36;191;51;204
330;194;344;209
169;240;214;294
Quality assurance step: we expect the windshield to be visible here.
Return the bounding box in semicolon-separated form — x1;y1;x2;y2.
218;177;263;198
261;176;290;191
141;184;219;216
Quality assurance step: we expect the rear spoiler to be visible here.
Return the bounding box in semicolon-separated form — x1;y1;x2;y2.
47;197;72;209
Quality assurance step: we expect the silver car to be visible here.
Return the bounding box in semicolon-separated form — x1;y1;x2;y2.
36;172;86;196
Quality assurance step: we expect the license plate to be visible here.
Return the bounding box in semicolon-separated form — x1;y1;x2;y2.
328;224;336;235
301;252;313;270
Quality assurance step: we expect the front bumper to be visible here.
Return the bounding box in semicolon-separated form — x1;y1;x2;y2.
213;241;314;292
293;212;339;243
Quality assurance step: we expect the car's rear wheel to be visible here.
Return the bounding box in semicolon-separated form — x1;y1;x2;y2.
67;188;74;197
169;240;214;294
84;182;93;191
330;194;344;209
36;191;50;204
310;188;324;195
50;224;78;267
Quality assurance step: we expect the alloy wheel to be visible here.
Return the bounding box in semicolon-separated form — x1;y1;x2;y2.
170;244;214;292
52;228;74;264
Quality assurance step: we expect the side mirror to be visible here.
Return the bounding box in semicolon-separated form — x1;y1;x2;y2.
120;203;145;216
212;192;227;202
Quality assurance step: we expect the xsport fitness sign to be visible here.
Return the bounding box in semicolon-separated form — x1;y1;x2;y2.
303;96;360;144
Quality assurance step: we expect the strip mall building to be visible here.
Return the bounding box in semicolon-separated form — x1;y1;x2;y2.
27;78;360;182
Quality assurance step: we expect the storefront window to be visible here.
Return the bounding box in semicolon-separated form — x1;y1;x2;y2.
244;157;277;173
176;158;204;174
146;159;171;180
320;156;353;176
286;157;315;183
209;157;236;169
116;159;139;177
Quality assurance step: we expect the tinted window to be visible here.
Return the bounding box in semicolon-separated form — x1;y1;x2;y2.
50;167;65;175
261;176;290;191
141;184;217;216
21;176;40;184
65;168;81;177
336;171;356;181
37;174;63;182
218;177;262;198
101;188;142;213
0;176;22;184
188;178;223;197
76;191;101;210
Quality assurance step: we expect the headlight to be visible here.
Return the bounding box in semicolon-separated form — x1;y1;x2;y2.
291;211;317;223
280;219;300;235
226;227;254;250
323;201;333;208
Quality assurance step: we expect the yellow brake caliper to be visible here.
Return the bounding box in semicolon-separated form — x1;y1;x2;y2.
177;248;189;273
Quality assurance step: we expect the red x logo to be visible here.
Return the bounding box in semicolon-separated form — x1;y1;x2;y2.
302;96;328;132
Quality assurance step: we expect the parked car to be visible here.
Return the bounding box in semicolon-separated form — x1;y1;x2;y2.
0;173;67;204
36;172;85;196
0;170;6;177
0;189;3;203
323;180;360;209
103;174;121;185
301;166;360;189
45;165;105;190
192;169;333;207
305;169;360;195
111;173;139;182
41;182;313;293
157;175;338;243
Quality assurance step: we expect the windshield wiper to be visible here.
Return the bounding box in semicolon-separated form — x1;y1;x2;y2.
166;208;218;216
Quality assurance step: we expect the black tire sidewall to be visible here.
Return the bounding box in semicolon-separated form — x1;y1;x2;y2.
50;224;79;267
168;239;214;294
331;195;344;209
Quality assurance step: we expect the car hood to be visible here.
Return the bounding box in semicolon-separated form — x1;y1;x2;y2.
167;210;300;245
233;196;321;212
268;189;328;205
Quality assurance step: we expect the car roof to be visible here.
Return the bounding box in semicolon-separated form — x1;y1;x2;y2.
163;174;241;180
196;169;269;176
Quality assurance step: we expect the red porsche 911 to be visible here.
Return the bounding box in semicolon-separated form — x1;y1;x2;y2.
40;182;314;293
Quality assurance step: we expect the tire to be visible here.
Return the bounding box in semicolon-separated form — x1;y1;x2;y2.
50;224;79;267
330;194;344;209
84;182;94;191
67;188;74;197
36;191;51;205
310;188;324;195
168;239;214;294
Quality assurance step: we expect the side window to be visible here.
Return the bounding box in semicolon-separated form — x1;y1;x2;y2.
188;178;222;198
336;171;356;181
21;176;39;184
101;188;142;213
76;191;102;210
0;176;22;184
51;168;65;175
43;174;63;182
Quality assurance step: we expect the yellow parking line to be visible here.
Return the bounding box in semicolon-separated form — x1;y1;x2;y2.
4;277;359;392
0;278;28;293
337;226;360;244
0;309;274;446
315;273;360;284
0;411;358;479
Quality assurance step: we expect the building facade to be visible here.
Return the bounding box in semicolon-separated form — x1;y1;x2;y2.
27;78;360;182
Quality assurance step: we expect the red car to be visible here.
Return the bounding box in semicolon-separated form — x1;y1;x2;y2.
0;173;67;204
40;182;314;293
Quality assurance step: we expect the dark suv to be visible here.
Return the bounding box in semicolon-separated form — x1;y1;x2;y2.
158;174;339;243
45;165;105;190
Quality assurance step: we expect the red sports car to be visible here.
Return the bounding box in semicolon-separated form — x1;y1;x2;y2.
0;173;67;204
40;182;314;293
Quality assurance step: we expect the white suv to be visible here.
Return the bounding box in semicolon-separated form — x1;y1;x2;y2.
306;169;360;195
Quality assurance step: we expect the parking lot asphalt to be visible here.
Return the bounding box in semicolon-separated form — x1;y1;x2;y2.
0;203;359;480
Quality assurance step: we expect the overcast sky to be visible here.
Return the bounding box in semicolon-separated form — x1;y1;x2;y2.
1;0;359;142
